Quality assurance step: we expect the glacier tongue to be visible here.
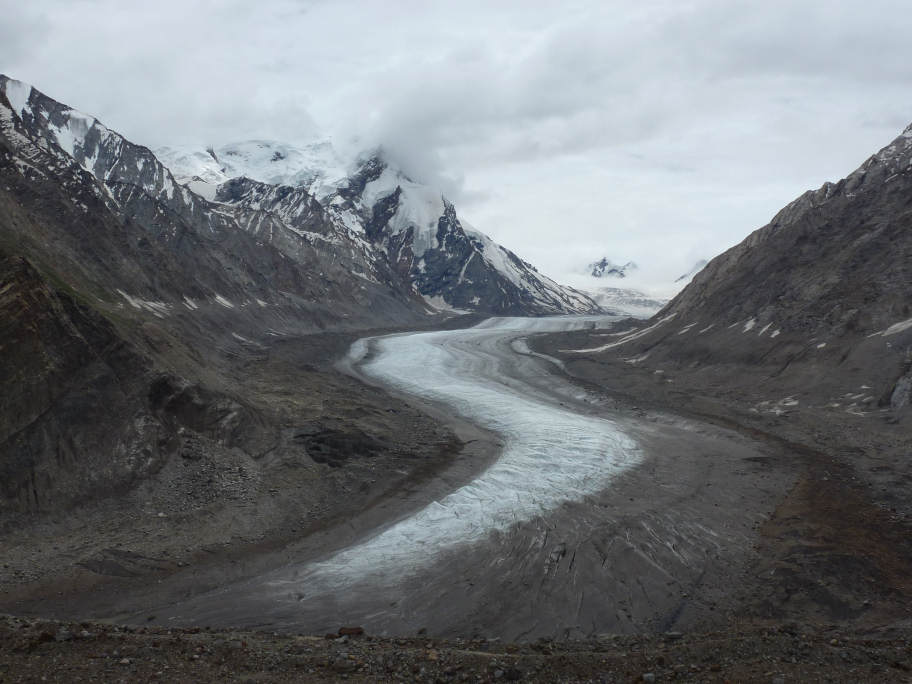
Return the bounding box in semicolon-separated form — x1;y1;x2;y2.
275;315;640;591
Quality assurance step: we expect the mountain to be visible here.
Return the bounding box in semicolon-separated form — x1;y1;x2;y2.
159;142;598;316
674;259;707;283
0;76;424;335
587;257;637;279
555;121;912;423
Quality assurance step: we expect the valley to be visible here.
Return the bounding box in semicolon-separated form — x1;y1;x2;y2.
1;67;911;682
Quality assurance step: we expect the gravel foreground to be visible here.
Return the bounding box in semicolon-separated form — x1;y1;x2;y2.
2;615;912;683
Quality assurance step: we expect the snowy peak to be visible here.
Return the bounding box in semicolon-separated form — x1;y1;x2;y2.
588;258;637;279
321;153;599;315
0;74;197;218
156;139;351;199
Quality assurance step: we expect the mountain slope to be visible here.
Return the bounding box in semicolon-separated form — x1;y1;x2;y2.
0;75;422;336
674;259;707;284
554;121;912;422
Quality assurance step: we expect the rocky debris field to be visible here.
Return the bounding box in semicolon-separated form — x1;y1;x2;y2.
532;327;912;630
0;326;478;620
2;615;912;683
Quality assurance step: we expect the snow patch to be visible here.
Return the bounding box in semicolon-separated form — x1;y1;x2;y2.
881;317;912;337
677;323;696;335
423;294;470;314
363;166;443;257
49;110;96;157
565;313;677;353
115;289;171;318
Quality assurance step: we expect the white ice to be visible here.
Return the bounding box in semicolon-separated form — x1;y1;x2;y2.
270;316;640;594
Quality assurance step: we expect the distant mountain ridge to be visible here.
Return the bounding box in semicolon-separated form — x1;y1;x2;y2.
587;257;637;279
584;287;667;319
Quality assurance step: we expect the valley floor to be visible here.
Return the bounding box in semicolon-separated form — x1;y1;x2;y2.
532;327;912;631
2;317;911;680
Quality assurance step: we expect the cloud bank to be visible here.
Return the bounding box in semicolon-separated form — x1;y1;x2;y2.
2;0;912;292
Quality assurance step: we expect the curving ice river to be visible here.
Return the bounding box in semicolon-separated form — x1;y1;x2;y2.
149;315;775;638
283;316;641;589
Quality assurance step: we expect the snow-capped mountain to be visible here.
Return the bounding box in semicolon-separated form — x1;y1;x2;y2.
1;75;597;318
0;75;415;334
587;258;637;279
159;140;599;315
323;154;597;314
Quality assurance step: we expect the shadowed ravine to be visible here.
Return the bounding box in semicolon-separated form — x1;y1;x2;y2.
144;317;789;640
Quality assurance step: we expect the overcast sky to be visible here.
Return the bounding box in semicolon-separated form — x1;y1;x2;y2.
3;0;912;295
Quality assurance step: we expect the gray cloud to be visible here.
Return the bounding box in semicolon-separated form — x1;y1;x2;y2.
2;0;912;291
